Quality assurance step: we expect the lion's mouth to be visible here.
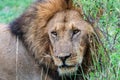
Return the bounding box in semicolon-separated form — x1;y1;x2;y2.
57;60;78;75
58;66;78;75
52;55;82;75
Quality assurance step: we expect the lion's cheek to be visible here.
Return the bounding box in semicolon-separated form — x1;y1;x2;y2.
52;56;63;66
75;46;85;64
65;57;78;66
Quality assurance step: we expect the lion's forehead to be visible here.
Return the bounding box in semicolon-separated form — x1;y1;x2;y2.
47;10;93;33
52;10;82;22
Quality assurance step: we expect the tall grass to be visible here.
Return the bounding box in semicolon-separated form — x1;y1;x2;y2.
75;0;120;80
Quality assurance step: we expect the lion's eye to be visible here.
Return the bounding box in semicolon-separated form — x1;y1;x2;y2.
73;29;80;35
51;31;57;37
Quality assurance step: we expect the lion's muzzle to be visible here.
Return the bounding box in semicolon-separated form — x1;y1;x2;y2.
58;54;71;67
52;53;81;75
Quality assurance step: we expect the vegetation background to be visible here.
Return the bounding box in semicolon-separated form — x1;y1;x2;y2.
0;0;120;80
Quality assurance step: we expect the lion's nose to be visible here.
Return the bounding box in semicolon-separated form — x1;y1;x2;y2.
58;54;71;66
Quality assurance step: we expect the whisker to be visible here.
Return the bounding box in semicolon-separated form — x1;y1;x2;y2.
45;62;50;80
43;54;52;58
40;68;43;80
39;58;44;64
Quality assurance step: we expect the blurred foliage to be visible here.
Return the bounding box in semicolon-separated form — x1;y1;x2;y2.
0;0;120;80
74;0;120;80
0;0;32;23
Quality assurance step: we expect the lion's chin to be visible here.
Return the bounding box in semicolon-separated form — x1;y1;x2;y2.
58;66;78;76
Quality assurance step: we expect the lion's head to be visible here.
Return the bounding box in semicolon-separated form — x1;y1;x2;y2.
10;0;99;77
47;10;95;75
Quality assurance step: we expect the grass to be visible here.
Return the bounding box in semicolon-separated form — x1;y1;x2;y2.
76;0;120;80
0;0;120;80
0;0;32;23
80;0;120;80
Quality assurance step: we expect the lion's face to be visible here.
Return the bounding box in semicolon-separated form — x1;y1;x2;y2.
47;10;93;75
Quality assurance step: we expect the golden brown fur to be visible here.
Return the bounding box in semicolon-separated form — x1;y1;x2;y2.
0;0;100;80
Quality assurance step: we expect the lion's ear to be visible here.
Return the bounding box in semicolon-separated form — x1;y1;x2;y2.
64;0;73;9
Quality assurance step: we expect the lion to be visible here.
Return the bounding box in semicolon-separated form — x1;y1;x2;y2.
0;0;100;80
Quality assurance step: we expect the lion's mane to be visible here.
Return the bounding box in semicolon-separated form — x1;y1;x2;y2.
9;0;99;79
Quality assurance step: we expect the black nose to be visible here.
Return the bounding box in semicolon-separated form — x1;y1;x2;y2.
59;54;71;63
58;54;71;67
